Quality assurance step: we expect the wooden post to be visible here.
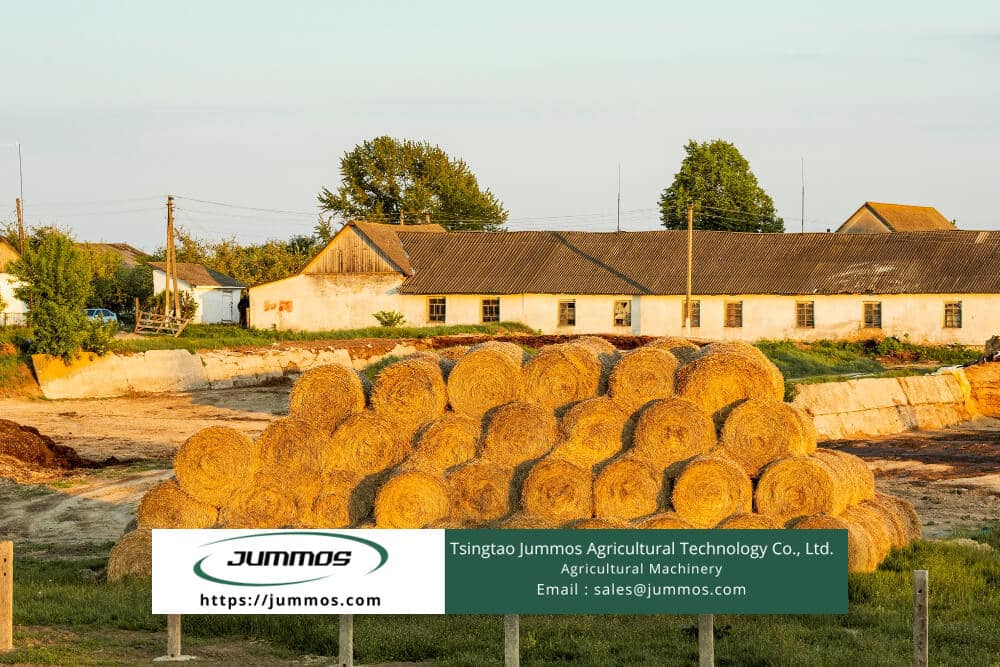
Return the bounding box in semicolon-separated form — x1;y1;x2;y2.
698;614;714;667
166;614;182;658
913;570;928;667
503;614;519;667
167;195;180;318
1;541;12;653
685;203;694;337
338;614;353;667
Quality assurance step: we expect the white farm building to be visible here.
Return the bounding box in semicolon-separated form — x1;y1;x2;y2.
151;262;245;324
0;239;27;327
249;221;1000;345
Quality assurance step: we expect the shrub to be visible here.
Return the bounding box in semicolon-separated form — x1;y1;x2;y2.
373;311;406;327
81;320;116;355
145;290;199;320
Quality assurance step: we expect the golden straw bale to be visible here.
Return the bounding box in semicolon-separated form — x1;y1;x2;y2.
468;340;526;366
370;357;448;435
865;495;910;549
570;518;629;529
137;479;218;529
173;426;258;507
877;493;922;542
646;337;700;364
257;416;335;478
817;449;875;504
374;468;451;528
411;413;481;470
811;448;866;506
306;469;364;528
791;513;878;572
755;455;850;523
572;336;618;356
496;513;558;529
289;364;369;431
630;398;716;470
107;528;153;582
481;401;558;467
671;455;753;528
607;347;679;413
719;400;817;478
437;345;470;361
447;348;526;419
635;512;694;528
551;397;630;468
698;341;785;398
524;343;603;411
329;411;411;476
447;459;515;524
521;458;594;523
840;503;892;566
593;455;662;521
717;513;782;529
676;351;783;424
217;475;305;528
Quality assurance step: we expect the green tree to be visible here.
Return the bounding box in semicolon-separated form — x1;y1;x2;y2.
318;136;508;231
659;139;784;232
10;230;93;360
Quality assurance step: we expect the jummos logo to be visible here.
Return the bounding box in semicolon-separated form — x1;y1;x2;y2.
193;531;389;587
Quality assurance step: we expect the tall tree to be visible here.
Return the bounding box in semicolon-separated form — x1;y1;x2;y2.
659;139;784;232
319;136;508;231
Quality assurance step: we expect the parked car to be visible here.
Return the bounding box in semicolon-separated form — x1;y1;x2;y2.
85;308;119;326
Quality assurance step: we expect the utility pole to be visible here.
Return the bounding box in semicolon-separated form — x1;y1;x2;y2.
15;198;24;254
800;157;805;233
685;203;694;337
616;164;621;233
167;195;180;317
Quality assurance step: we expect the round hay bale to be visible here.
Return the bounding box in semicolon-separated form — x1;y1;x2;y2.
481;401;558;467
329;411;411;476
630;398;716;470
437;345;471;361
370;357;448;436
524;343;603;412
496;513;558;529
819;449;875;504
137;479;218;529
447;348;526;419
646;337;700;364
636;512;693;529
306;469;364;528
607;347;679;414
174;426;257;507
878;493;921;542
755;455;850;523
289;364;369;431
218;475;305;529
717;513;782;529
374;468;451;528
866;495;910;549
840;503;892;566
812;448;865;506
411;413;481;470
256;416;336;477
569;518;629;529
698;341;785;398
593;456;662;521
107;528;152;582
677;350;783;423
572;336;618;356
521;458;593;523
719;400;817;478
551;397;629;468
468;340;526;366
447;459;514;524
671;455;753;528
791;513;878;572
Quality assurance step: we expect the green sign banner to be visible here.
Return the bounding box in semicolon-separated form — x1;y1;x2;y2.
444;529;847;614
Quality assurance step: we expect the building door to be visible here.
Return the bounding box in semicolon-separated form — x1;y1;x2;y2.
220;290;235;323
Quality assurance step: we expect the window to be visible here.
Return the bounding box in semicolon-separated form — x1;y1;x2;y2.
558;300;576;326
863;302;882;329
681;299;701;328
481;298;500;323
724;301;743;328
944;301;962;328
613;300;631;327
796;301;815;328
428;297;446;323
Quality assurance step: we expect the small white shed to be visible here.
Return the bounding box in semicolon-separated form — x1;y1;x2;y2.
150;262;245;324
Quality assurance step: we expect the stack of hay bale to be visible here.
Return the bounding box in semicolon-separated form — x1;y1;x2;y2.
109;336;921;580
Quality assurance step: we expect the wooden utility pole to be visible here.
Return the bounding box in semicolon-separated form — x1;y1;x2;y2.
164;197;172;316
14;198;24;254
685;203;694;337
169;196;180;318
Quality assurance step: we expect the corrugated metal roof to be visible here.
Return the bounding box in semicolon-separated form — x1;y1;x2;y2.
393;228;1000;295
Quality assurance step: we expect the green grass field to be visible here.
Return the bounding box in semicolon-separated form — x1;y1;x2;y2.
4;527;998;666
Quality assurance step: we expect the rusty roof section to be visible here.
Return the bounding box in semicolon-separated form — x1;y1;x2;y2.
352;221;445;275
396;229;1000;296
843;202;956;232
149;262;245;288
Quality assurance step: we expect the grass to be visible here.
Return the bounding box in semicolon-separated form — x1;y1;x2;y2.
108;322;537;354
756;340;886;380
4;528;999;665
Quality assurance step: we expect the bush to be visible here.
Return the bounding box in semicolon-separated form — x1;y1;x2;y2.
10;231;93;361
81;320;116;355
373;311;406;327
145;290;199;320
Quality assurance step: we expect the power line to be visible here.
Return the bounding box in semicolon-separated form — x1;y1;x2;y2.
172;195;318;217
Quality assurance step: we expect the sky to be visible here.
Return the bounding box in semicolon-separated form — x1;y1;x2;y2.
1;0;999;250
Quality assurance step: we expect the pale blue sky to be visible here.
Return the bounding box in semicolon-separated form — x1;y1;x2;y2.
2;1;999;249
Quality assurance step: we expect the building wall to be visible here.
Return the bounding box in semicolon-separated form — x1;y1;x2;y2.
0;273;27;324
838;208;889;233
305;226;397;274
250;273;406;331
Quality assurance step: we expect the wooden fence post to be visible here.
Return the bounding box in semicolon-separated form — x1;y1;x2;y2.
913;570;928;667
1;542;12;653
166;614;182;658
504;614;520;667
698;614;714;667
339;614;353;667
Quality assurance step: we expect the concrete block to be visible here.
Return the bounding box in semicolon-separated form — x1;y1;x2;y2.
897;375;965;405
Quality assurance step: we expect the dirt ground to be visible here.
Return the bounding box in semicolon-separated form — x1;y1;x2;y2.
0;383;998;555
